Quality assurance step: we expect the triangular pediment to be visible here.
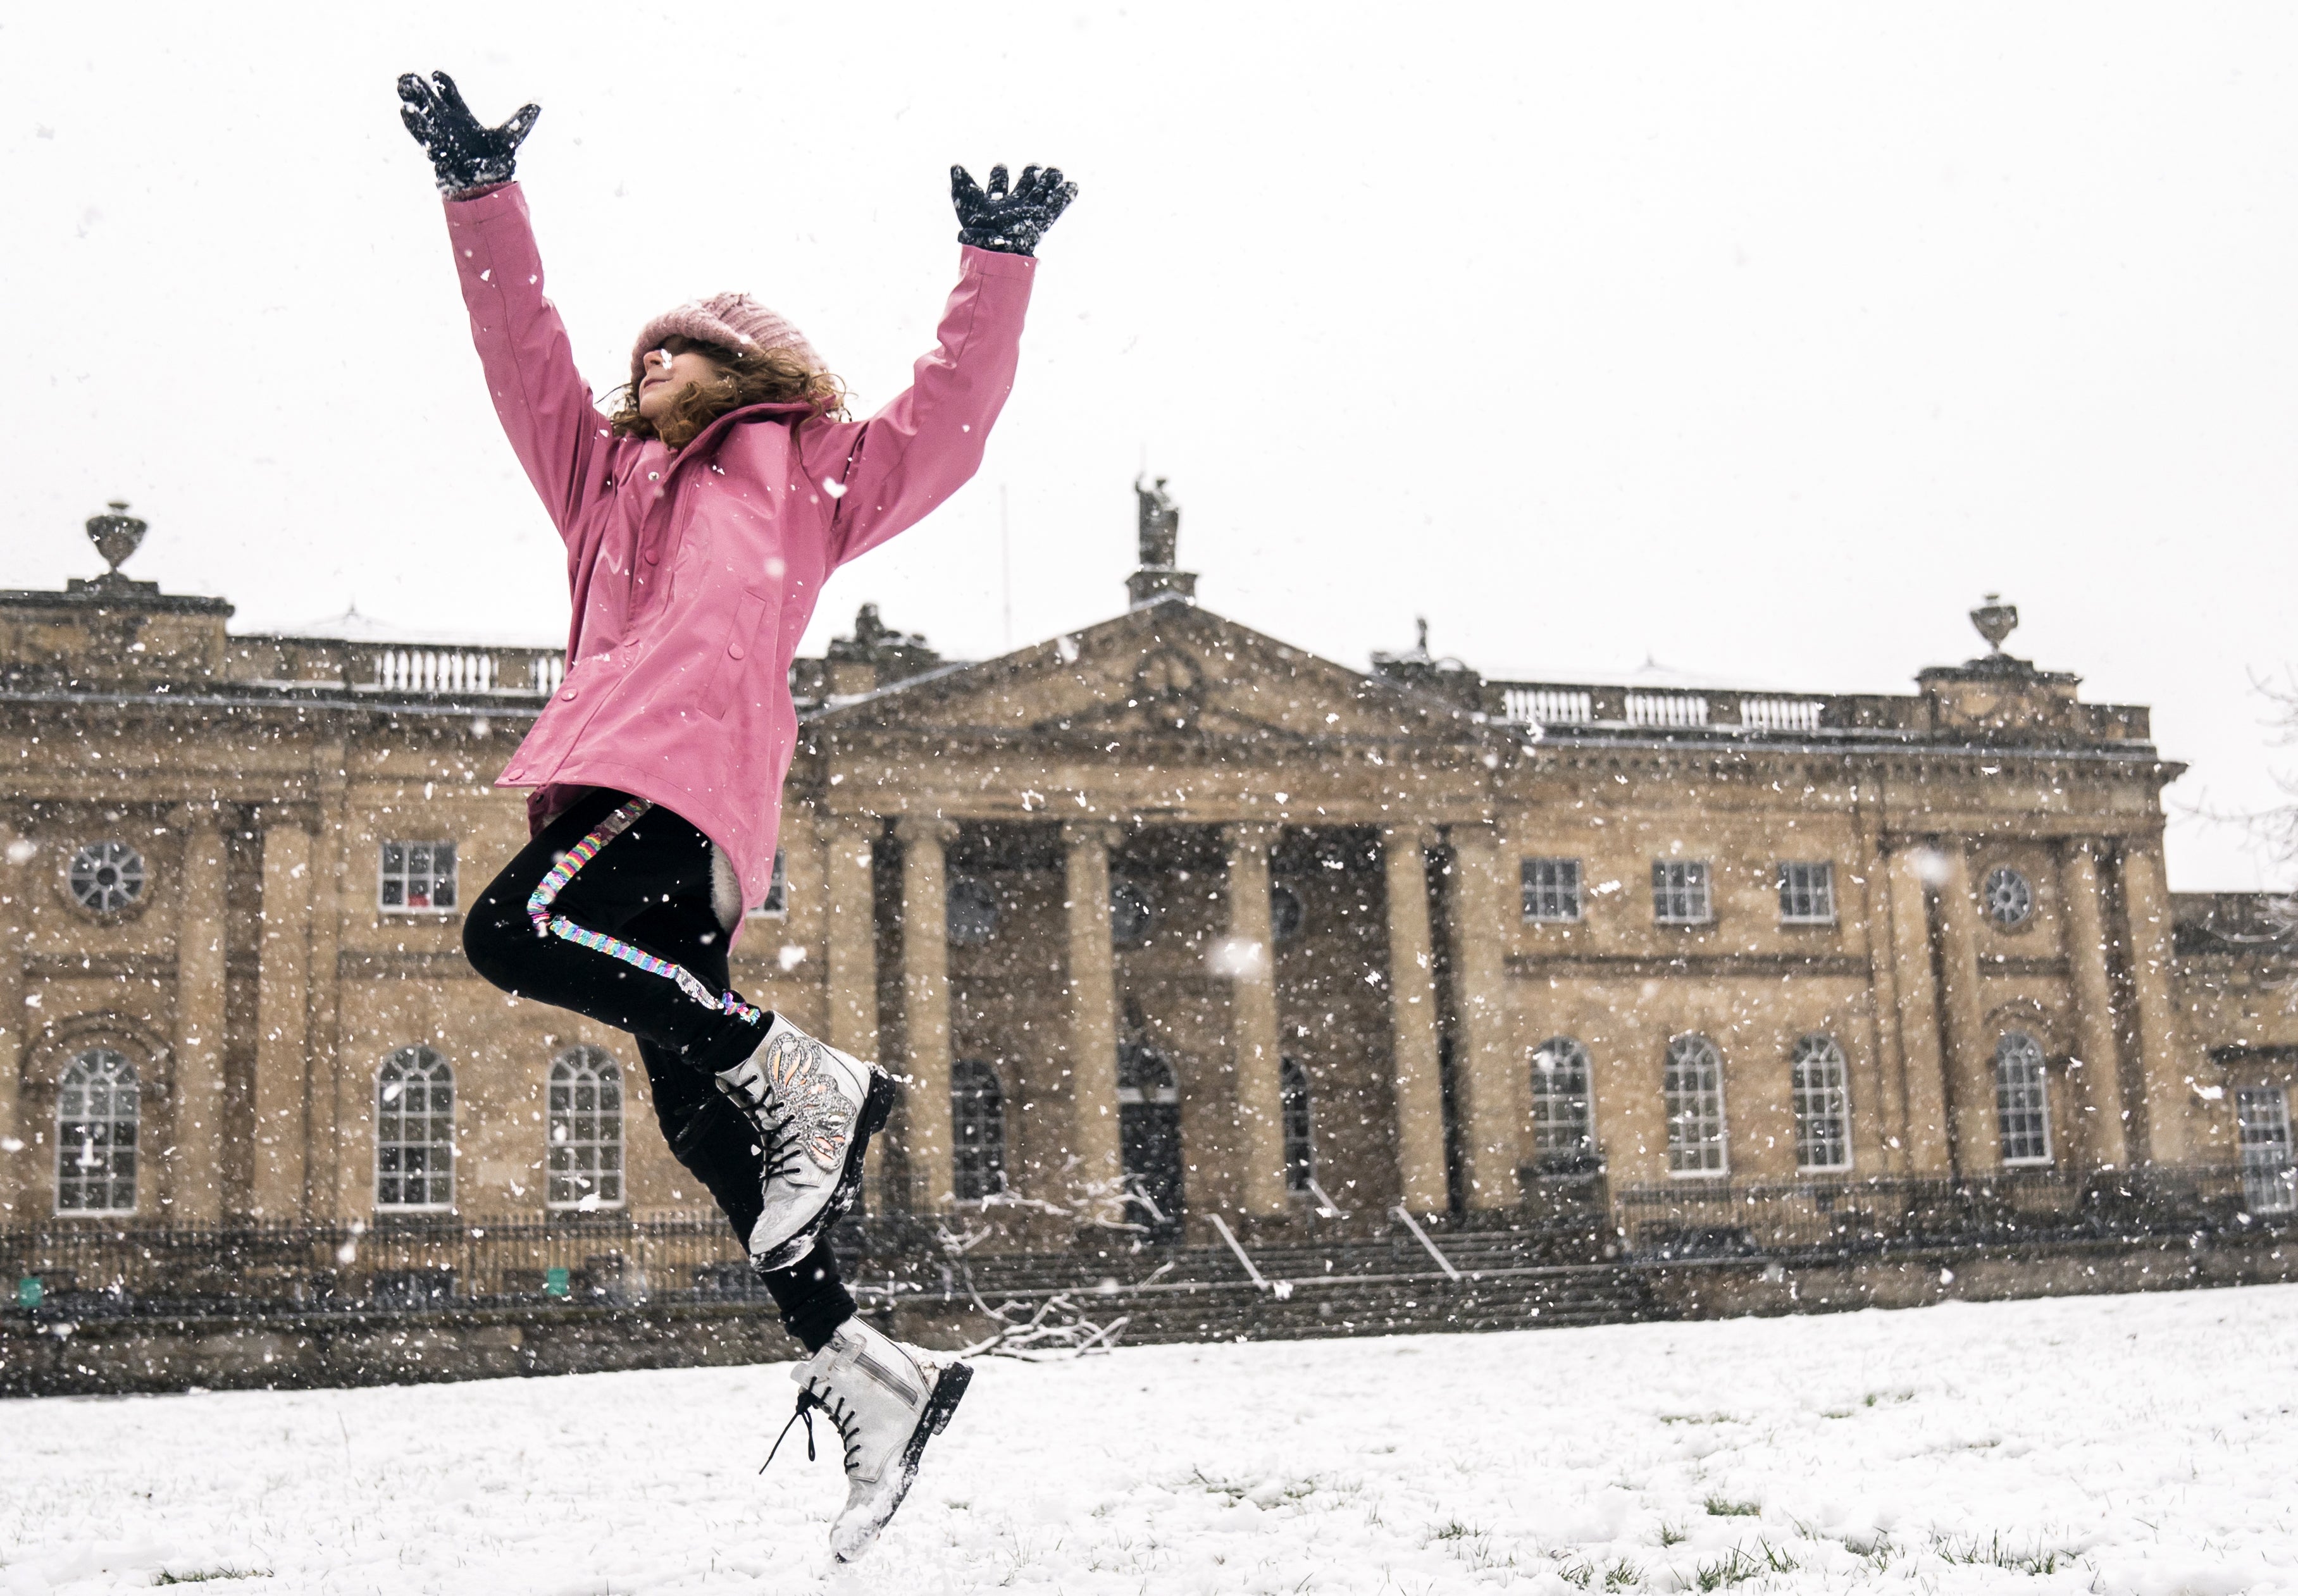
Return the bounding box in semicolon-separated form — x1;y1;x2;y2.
807;600;1488;748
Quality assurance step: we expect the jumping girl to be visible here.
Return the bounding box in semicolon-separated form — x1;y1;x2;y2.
395;69;1074;1561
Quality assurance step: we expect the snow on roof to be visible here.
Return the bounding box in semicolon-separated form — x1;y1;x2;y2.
241;603;564;650
1479;652;1814;695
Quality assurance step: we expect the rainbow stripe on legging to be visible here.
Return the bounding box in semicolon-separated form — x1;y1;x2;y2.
525;796;764;1024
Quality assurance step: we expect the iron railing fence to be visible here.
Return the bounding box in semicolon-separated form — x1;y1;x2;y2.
8;1165;2291;1316
0;1212;933;1320
1614;1164;2297;1260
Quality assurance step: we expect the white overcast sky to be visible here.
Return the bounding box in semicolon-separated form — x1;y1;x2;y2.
4;3;2295;889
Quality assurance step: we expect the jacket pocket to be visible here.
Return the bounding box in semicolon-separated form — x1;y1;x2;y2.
703;586;773;722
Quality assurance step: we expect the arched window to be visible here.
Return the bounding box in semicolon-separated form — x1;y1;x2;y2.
1280;1056;1314;1195
1529;1037;1595;1170
1663;1034;1728;1176
55;1048;139;1214
1790;1035;1853;1172
547;1046;624;1210
376;1046;455;1210
1994;1032;2053;1165
951;1059;1007;1202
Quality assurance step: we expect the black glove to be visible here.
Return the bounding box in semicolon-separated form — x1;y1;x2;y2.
951;164;1078;256
396;71;540;195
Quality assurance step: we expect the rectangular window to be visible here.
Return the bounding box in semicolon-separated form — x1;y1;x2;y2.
1651;860;1712;925
1520;858;1583;922
1777;861;1836;925
750;848;789;917
380;839;457;913
2237;1086;2295;1215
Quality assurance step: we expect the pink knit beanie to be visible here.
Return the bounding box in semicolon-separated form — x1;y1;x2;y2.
628;292;826;389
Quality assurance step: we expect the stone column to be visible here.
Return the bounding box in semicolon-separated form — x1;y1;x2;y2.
1382;824;1449;1213
170;804;232;1224
1931;839;2000;1173
1224;823;1289;1217
1850;822;1910;1175
895;816;959;1213
1062;821;1124;1206
0;817;29;1223
2119;840;2193;1165
2060;839;2132;1168
1884;841;1953;1175
1444;822;1519;1209
817;815;884;1202
250;808;316;1220
302;758;351;1218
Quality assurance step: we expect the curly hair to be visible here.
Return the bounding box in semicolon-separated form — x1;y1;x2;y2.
609;334;848;450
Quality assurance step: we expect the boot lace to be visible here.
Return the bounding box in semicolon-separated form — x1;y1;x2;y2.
757;1099;810;1187
762;1381;862;1475
721;1072;810;1188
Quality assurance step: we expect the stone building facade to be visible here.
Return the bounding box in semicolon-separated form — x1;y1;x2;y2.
2;498;2293;1258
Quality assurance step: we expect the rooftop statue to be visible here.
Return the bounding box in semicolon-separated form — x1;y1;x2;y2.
1134;474;1180;570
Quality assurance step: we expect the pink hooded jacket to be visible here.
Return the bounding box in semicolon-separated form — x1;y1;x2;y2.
442;183;1036;912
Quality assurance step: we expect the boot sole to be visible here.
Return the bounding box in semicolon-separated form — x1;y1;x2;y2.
752;1068;897;1273
831;1359;972;1564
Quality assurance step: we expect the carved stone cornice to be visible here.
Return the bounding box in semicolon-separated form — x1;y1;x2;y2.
1506;953;1870;982
891;815;961;848
813;813;884;845
1060;819;1126;852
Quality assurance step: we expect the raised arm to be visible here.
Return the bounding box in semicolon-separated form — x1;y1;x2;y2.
399;71;606;538
809;164;1077;567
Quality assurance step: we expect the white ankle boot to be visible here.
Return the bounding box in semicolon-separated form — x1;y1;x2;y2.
713;1014;895;1271
779;1318;972;1562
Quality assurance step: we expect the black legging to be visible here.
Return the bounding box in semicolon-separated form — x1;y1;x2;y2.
464;786;854;1352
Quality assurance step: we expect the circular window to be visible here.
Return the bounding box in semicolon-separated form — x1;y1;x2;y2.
1111;881;1155;948
1270;882;1306;944
1982;866;2034;929
68;841;146;915
946;877;1000;946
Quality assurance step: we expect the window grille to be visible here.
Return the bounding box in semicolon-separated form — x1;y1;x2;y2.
951;1060;1007;1201
68;841;146;915
1790;1034;1853;1171
1521;858;1584;923
1529;1037;1595;1167
380;840;457;912
547;1046;624;1209
1982;866;2034;929
1651;860;1712;925
1993;1032;2053;1165
1280;1056;1315;1195
376;1046;455;1209
1663;1034;1728;1175
55;1048;138;1214
2237;1086;2295;1215
1777;861;1836;925
752;850;788;917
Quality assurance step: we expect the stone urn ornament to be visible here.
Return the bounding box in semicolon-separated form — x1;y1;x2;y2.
86;501;147;574
1969;593;2018;654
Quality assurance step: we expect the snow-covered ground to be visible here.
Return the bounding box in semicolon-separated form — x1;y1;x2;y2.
4;1284;2295;1594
